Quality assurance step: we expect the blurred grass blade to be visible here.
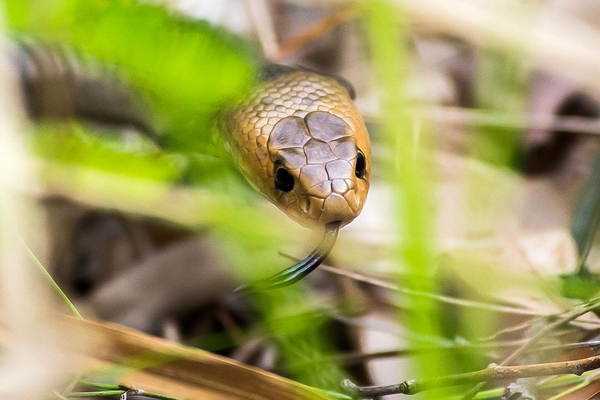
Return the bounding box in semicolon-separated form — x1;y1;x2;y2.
473;47;526;168
21;238;83;319
363;0;452;393
572;155;600;271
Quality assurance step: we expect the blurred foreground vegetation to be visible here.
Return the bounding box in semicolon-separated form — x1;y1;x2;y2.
1;1;600;400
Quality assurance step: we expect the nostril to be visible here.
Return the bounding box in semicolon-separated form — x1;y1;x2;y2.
321;193;355;223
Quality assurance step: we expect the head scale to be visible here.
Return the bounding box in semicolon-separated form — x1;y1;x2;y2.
227;67;371;228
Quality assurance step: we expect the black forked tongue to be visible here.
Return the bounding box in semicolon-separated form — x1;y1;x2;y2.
235;222;340;292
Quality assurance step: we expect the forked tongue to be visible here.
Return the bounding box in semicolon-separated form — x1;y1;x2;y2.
234;222;340;292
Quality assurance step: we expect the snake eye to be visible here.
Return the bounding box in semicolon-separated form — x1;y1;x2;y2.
355;150;367;179
275;166;294;192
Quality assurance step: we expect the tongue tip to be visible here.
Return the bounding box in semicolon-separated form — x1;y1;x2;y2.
232;284;246;293
233;223;340;292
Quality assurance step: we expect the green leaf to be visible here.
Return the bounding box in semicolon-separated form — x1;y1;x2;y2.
571;155;600;271
5;0;258;154
30;123;183;182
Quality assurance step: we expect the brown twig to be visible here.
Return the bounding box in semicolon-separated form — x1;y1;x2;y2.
274;6;357;62
331;339;600;366
462;296;600;399
342;297;600;398
504;298;600;365
343;354;600;397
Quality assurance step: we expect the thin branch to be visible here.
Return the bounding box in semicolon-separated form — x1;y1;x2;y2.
446;373;591;400
503;297;600;365
275;6;357;61
52;391;69;400
362;106;600;137
298;256;600;340
323;265;550;317
463;296;600;399
341;297;600;398
415;107;600;137
280;252;552;317
331;340;600;366
343;354;600;397
480;319;540;342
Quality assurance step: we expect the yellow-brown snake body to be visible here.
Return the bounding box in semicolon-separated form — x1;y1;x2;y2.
12;42;372;288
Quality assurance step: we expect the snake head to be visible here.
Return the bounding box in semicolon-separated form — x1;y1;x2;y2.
228;69;371;290
267;110;370;227
227;68;371;228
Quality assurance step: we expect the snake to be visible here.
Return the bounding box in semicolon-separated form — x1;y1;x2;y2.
10;42;371;289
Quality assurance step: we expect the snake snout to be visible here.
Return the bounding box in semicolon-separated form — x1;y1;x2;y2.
318;157;363;224
319;190;360;225
265;107;369;228
297;173;363;225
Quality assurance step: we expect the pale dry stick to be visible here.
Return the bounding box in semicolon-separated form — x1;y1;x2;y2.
480;319;539;342
417;107;600;137
343;353;600;397
309;258;600;328
505;297;600;364
326;308;578;350
329;341;528;365
451;373;589;400
480;318;600;342
0;18;79;396
285;254;600;337
244;0;280;60
343;297;600;398
52;391;69;400
462;296;600;399
284;253;600;342
21;240;87;397
307;254;551;318
361;107;600;137
523;339;600;355
279;252;552;317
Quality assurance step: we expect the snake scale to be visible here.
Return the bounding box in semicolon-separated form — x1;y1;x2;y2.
9;40;372;289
